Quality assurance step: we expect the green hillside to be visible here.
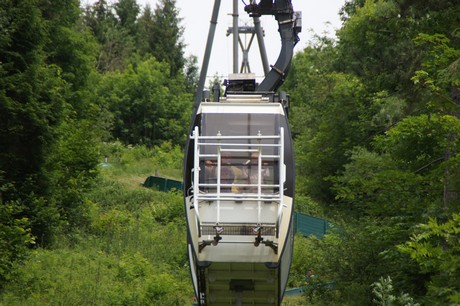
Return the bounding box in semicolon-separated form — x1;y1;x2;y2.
1;1;459;305
0;143;314;305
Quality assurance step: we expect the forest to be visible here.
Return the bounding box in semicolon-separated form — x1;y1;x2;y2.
0;0;459;305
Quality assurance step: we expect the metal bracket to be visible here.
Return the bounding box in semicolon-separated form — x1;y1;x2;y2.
253;226;263;246
199;226;224;252
263;240;278;254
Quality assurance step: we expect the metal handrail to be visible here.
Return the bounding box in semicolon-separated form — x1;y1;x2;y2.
198;135;280;140
197;195;281;201
192;127;202;237
191;126;285;233
197;142;281;147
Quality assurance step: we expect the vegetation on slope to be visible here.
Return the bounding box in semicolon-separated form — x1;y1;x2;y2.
0;143;193;305
1;0;459;305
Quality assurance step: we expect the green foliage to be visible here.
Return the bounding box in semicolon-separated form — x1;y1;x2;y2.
0;199;34;286
411;33;460;115
294;194;325;217
99;141;183;180
83;0;135;72
0;246;191;305
0;0;89;247
337;0;415;93
288;69;369;202
368;91;406;129
149;0;185;76
0;0;65;193
45;119;101;232
289;220;425;305
1;0;192;302
285;1;460;304
323;114;459;305
184;54;199;92
371;276;419;306
374;114;460;171
0;142;191;304
97;57;191;146
43;0;98;94
331;145;439;221
114;0;140;37
1;0;458;305
398;214;460;305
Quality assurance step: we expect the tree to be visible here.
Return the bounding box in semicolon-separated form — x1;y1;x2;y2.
38;0;103;234
283;1;460;304
285;48;371;203
0;0;65;206
83;0;134;72
114;0;140;37
83;0;113;43
184;54;199;93
336;0;460;108
97;57;191;147
149;0;185;76
371;276;419;306
136;5;155;57
399;214;460;304
336;0;420;99
1;0;104;250
0;180;35;286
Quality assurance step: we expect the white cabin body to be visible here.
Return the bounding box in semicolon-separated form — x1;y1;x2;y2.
184;95;295;305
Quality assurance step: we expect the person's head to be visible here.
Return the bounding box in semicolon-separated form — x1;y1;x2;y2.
221;152;231;165
249;152;260;163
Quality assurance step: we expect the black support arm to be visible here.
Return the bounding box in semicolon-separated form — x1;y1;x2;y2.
244;0;301;92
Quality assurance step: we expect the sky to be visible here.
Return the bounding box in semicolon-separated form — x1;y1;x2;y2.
87;0;347;79
173;0;347;80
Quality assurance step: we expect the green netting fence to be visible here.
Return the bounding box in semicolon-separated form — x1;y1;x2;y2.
293;212;333;238
143;176;183;192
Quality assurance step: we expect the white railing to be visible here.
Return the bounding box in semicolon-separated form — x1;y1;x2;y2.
190;126;285;236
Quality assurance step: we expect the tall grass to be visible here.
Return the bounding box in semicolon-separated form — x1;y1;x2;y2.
0;143;194;305
0;142;312;305
100;141;183;183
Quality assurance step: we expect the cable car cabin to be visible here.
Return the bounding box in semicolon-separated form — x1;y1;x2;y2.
183;0;300;303
184;94;295;305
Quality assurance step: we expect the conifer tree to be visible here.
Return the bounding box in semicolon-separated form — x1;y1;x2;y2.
114;0;140;37
150;0;185;76
84;0;133;72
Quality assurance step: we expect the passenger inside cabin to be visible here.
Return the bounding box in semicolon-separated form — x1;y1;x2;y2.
203;153;236;193
204;158;216;178
220;153;235;192
243;152;271;193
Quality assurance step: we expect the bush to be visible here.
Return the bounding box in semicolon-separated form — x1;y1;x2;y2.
0;201;35;288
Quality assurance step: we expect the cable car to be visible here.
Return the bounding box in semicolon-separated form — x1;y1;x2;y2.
183;1;300;305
